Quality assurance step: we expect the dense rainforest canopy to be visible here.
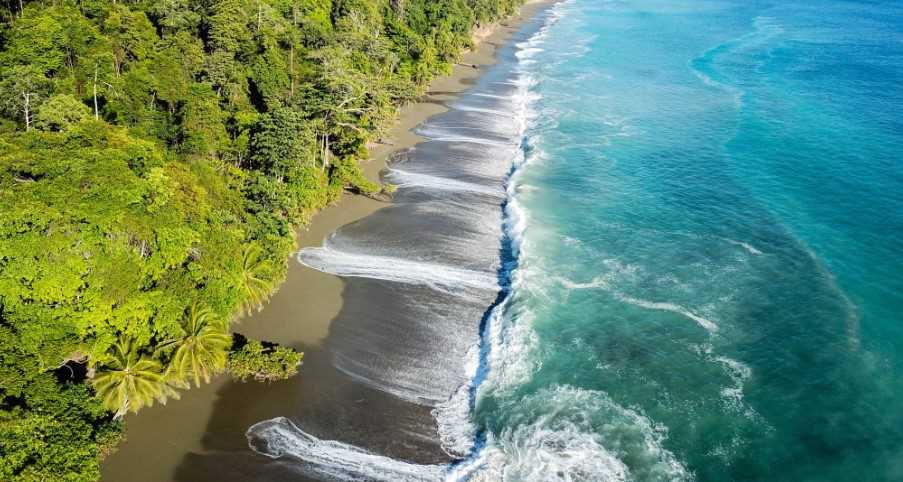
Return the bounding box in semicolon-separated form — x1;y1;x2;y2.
0;0;525;480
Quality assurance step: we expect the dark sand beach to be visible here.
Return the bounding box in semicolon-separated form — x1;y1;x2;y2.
100;2;554;481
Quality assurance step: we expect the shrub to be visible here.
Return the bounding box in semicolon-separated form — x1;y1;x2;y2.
227;337;303;382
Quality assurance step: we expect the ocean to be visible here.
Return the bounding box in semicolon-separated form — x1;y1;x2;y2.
249;0;903;480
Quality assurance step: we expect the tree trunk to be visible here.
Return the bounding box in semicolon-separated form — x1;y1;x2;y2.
289;42;294;98
22;92;31;131
93;67;99;120
321;134;331;174
391;0;406;17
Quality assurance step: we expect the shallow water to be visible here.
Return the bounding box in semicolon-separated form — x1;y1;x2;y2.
251;1;903;480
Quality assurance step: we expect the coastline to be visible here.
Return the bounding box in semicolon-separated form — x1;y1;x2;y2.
100;2;555;481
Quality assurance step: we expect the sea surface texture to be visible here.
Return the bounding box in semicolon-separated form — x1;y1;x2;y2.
249;0;903;480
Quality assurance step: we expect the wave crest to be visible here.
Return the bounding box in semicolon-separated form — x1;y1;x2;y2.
453;386;691;482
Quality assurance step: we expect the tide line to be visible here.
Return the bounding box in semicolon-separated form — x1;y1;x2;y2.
247;417;445;482
386;168;504;197
298;247;498;295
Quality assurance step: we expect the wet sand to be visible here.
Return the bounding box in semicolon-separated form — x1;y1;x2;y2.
100;2;554;481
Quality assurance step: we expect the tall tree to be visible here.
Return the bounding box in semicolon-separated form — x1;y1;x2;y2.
208;0;252;55
165;304;232;388
234;242;276;317
0;65;52;129
34;93;91;131
147;0;201;38
91;340;177;419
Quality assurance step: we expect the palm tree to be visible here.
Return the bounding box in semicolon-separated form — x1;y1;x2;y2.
235;242;274;316
91;340;178;419
166;303;232;387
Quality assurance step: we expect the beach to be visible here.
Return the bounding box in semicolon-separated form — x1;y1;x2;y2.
100;2;554;481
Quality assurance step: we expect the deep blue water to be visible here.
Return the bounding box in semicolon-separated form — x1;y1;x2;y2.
469;0;903;480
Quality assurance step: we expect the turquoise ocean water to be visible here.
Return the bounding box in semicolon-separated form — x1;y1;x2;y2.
465;0;903;480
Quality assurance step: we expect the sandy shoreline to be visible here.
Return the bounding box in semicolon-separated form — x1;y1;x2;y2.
101;2;554;480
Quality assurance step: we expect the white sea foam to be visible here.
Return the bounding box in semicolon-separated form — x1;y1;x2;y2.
453;104;515;117
386;168;504;197
247;417;446;481
558;275;611;290
297;247;497;295
714;355;751;411
555;270;718;334
471;92;512;100
419;133;516;148
692;344;761;422
425;124;523;141
616;295;720;333
722;238;763;255
485;309;541;395
515;47;544;60
433;344;481;457
505;196;529;256
561;235;581;246
449;386;691;482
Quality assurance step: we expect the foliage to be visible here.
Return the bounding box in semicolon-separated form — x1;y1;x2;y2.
0;0;527;479
165;303;232;388
0;374;122;482
91;340;178;418
35;94;92;131
228;338;303;382
234;243;277;317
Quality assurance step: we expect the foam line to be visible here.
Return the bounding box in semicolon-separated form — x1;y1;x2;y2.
386;169;504;197
558;275;610;290
556;277;718;333
453;105;515;117
330;354;446;406
616;294;720;333
471;93;512;100
247;417;445;481
432;345;481;457
298;247;498;295
416;126;516;148
723;238;763;255
714;355;751;407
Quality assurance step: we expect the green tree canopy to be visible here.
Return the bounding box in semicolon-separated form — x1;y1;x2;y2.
35;94;92;131
91;340;178;419
0;0;529;479
165;303;232;388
